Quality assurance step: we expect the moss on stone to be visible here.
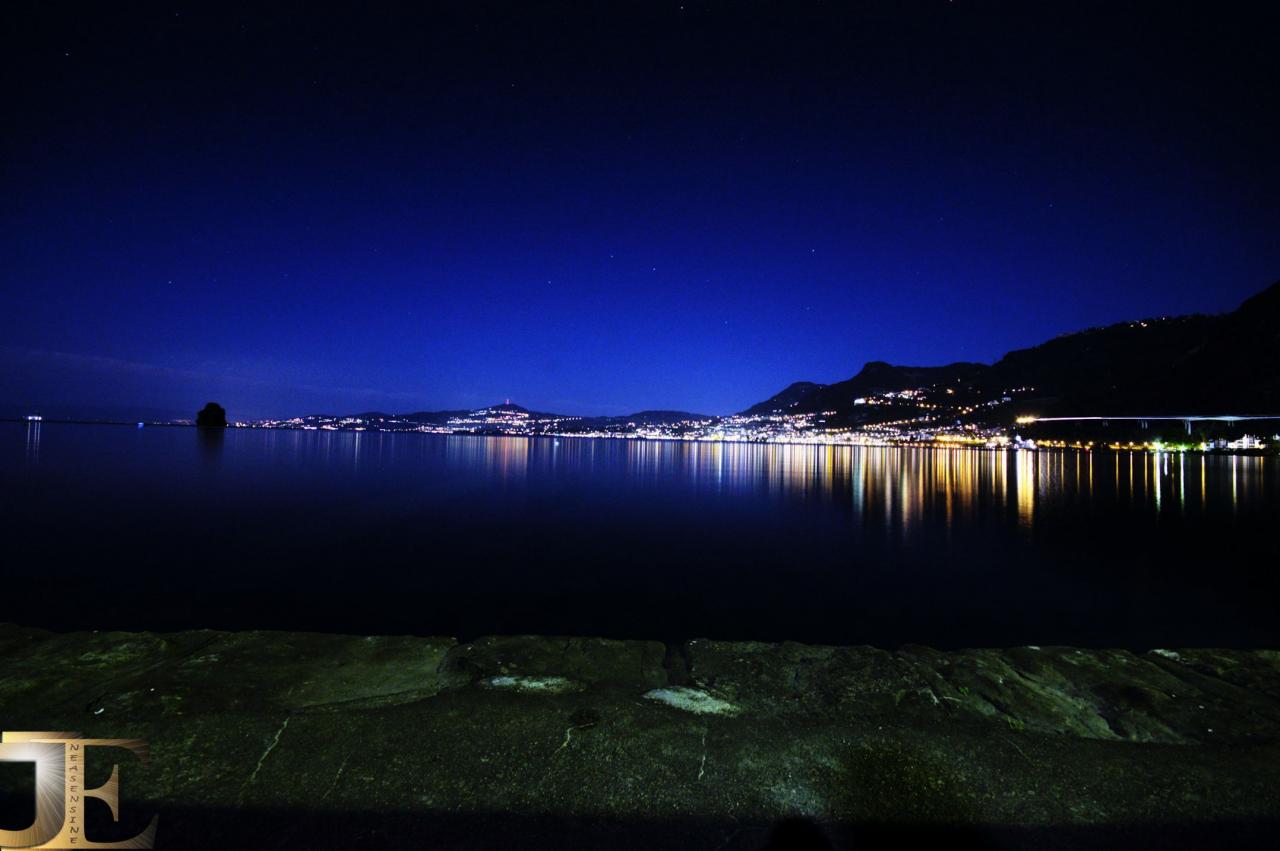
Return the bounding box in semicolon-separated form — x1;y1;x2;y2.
0;623;1277;848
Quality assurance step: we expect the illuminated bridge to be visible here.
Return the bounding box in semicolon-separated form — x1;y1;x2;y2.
1017;415;1280;434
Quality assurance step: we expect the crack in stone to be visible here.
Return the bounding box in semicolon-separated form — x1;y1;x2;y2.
1002;735;1035;767
322;753;351;801
554;726;575;755
242;716;291;800
553;720;597;757
296;686;442;712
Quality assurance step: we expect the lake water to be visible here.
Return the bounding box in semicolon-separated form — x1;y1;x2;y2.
3;421;1278;648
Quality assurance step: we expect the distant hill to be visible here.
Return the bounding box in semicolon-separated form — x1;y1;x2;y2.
607;410;712;424
273;281;1280;433
1153;281;1280;412
397;408;472;424
988;280;1280;416
756;363;986;417
385;403;710;428
742;281;1280;422
740;381;826;416
278;402;712;433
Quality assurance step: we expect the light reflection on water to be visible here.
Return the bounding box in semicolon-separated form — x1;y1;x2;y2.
4;424;1277;645
389;435;1270;530
13;426;1272;532
25;420;41;465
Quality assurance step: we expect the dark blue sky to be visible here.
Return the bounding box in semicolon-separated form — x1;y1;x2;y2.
3;2;1278;419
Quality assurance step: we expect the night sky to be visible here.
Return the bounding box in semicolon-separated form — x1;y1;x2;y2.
3;2;1278;420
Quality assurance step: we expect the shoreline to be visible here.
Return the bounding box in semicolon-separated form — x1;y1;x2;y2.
6;418;1277;456
3;623;1277;848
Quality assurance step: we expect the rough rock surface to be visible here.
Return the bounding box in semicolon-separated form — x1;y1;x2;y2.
0;624;1277;849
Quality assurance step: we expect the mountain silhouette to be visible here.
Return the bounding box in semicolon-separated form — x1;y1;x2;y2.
744;281;1280;419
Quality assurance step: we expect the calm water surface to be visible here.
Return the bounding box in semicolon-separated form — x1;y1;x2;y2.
3;422;1277;647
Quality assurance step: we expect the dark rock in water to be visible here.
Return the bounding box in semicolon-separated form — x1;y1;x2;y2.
196;402;228;428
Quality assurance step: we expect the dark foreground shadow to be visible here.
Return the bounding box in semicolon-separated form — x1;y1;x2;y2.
761;817;837;849
54;804;1280;851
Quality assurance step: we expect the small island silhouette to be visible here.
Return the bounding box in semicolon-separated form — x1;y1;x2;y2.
196;402;228;428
